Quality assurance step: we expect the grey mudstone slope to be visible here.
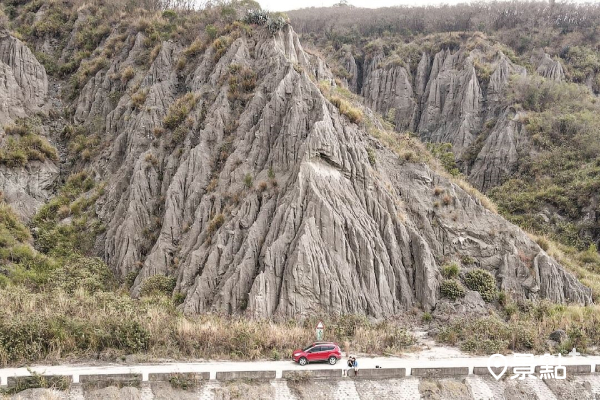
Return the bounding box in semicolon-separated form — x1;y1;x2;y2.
46;21;589;318
0;30;48;124
534;52;565;81
0;15;591;318
0;30;57;220
355;47;534;191
340;43;554;193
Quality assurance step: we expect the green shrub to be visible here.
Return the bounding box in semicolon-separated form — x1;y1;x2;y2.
172;292;185;306
329;96;363;124
72;56;109;90
331;314;369;338
440;279;466;300
168;374;197;391
578;244;600;265
383;327;415;350
536;237;550;251
422;312;432;323
426;143;460;177
244;173;253;188
366;148;376;166
228;66;257;103
131;90;148;109
162;10;177;20
163;93;198;130
464;269;497;302
140;275;176;297
183;38;206;58
111;319;150;352
212;36;233;62
207;213;225;234
50;257;115;294
0;202;30;244
441;263;459;278
32;172;102;258
0;119;58;167
205;24;218;40
120;65;135;85
461;255;476;265
243;10;287;34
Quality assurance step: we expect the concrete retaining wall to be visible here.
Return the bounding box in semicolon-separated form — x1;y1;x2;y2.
149;372;210;382
355;368;406;379
282;369;342;380
537;365;592;374
6;375;72;391
2;362;598;388
216;370;275;380
475;364;592;376
473;367;501;376
79;374;142;383
412;367;469;377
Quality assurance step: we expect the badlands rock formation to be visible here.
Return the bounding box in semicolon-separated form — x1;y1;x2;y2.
0;31;57;220
0;17;591;317
344;46;560;192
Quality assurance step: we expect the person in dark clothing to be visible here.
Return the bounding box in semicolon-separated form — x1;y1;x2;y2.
343;357;353;377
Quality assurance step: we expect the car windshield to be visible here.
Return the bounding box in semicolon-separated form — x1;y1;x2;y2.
302;345;314;351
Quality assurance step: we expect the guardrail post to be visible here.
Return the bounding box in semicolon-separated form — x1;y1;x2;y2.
276;370;282;379
210;371;216;380
72;375;79;384
142;372;149;381
0;376;7;386
468;366;473;375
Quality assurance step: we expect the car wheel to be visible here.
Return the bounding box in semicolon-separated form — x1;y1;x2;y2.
328;356;337;365
299;357;308;366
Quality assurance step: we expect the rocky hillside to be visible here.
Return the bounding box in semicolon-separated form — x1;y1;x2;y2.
0;0;594;322
289;2;600;252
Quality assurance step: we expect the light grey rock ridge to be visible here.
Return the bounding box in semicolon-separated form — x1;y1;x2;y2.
0;31;56;220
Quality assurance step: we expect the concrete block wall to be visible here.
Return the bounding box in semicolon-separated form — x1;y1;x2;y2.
282;369;342;380
412;367;469;377
216;370;276;380
3;363;600;389
149;372;210;382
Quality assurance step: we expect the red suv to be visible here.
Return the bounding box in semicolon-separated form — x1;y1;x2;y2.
292;342;342;366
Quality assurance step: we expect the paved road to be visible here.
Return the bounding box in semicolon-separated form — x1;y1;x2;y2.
2;353;600;384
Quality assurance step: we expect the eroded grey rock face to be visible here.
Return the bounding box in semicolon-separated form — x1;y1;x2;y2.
353;47;536;191
1;21;590;318
0;32;48;110
53;24;589;318
0;31;48;126
362;54;416;132
0;161;59;221
469;108;528;192
535;53;565;81
0;31;55;220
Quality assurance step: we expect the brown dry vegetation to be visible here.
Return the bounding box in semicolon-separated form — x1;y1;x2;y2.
0;283;416;366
